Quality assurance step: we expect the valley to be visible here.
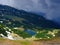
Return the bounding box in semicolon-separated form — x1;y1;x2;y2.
0;5;60;45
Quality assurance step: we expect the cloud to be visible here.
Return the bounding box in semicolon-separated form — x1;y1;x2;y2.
0;0;60;23
11;0;48;13
0;0;13;6
51;0;60;3
45;0;60;23
0;0;48;13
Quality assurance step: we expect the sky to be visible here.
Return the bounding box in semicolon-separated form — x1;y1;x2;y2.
0;0;60;23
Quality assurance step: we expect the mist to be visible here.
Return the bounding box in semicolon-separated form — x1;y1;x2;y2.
0;0;60;23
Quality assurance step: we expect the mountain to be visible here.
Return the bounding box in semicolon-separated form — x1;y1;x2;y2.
0;4;60;29
0;5;60;40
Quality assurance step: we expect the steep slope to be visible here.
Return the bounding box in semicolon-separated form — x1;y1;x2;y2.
0;5;60;40
0;4;60;29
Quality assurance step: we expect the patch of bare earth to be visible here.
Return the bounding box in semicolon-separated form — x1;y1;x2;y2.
0;39;22;45
0;37;60;45
31;37;60;45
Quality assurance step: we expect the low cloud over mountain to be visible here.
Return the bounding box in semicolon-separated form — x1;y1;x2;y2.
0;0;60;23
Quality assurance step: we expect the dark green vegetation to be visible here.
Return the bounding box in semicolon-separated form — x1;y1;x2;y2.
35;32;53;38
0;5;60;29
0;5;60;39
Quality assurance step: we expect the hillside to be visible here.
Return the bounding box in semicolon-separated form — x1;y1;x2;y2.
0;5;60;40
0;5;60;29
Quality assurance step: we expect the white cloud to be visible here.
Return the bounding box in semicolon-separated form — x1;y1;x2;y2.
0;0;13;6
